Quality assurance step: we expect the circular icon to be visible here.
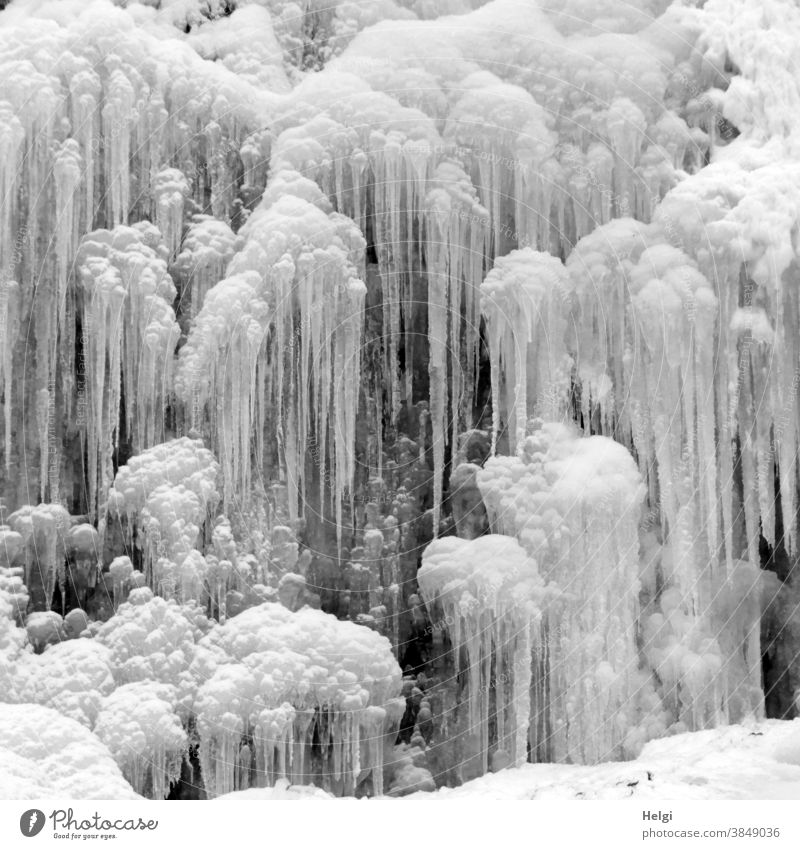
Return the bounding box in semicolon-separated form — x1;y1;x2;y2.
19;810;46;837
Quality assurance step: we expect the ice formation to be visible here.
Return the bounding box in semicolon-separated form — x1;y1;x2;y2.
108;437;220;598
418;535;544;773
480;249;571;452
173;215;241;319
94;682;188;799
78;224;181;520
96;593;211;720
193;603;403;796
5;504;70;612
177;171;367;533
1;639;116;728
478;423;650;762
1;0;800;801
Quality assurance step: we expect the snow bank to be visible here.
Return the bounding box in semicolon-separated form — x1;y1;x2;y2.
406;719;800;800
215;778;334;800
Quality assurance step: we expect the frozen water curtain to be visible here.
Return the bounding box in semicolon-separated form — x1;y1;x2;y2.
1;0;799;799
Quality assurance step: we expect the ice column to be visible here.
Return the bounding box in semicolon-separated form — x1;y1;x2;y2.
478;423;646;763
418;534;544;775
481;249;571;453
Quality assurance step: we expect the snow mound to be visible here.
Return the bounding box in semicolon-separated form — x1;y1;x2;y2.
216;778;334;800
406;719;800;800
0;704;140;799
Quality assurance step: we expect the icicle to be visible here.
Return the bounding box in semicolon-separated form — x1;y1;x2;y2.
94;682;187;799
102;67;135;226
109;556;133;611
423;163;489;533
7;504;69;612
0;279;20;472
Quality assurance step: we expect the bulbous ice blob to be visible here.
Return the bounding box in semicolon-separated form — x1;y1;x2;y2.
95;682;188;799
96;595;211;721
193;603;402;796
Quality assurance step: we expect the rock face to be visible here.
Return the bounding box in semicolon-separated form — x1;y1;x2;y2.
0;0;800;800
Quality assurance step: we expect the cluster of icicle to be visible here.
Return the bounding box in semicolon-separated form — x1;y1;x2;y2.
173;215;242;320
0;0;698;528
176;171;367;535
477;422;653;764
3;570;405;796
1;0;799;791
466;0;800;739
0;0;270;507
77;223;181;520
480;248;572;453
108;438;221;602
2;505;72;613
418;534;544;773
192;602;404;797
